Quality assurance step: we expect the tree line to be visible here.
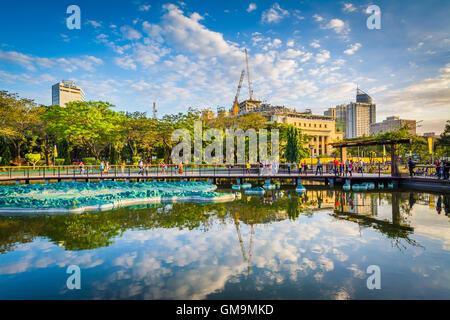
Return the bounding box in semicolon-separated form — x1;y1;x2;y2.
1;90;448;167
0;90;311;166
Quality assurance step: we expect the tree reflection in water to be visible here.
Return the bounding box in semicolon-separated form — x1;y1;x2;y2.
0;189;448;258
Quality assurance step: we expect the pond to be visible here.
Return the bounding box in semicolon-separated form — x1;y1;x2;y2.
0;187;449;299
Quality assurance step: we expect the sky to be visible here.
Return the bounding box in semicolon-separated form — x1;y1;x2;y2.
0;0;449;134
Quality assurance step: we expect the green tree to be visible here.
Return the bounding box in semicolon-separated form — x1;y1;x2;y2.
24;153;41;167
0;137;12;166
42;101;126;160
284;125;310;162
436;120;450;157
0;91;44;162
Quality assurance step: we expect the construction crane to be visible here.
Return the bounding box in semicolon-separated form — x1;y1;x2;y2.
245;48;253;101
232;69;245;116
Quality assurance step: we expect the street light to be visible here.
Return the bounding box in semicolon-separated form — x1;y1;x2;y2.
309;143;315;173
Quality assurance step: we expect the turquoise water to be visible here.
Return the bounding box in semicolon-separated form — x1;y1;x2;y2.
0;188;449;299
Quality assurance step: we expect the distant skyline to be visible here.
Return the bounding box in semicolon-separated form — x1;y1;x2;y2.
0;0;449;133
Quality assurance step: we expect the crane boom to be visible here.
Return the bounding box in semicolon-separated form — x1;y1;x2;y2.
232;69;245;115
245;48;253;101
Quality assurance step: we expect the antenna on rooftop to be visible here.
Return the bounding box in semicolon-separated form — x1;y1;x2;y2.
153;102;157;119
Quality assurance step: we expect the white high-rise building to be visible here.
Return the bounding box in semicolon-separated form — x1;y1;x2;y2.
345;89;376;138
52;80;85;107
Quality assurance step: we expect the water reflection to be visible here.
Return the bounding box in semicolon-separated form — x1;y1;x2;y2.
0;188;449;299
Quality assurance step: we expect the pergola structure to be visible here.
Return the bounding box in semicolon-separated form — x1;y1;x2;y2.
330;138;412;176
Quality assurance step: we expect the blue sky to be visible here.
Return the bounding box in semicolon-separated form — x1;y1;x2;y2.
0;0;449;133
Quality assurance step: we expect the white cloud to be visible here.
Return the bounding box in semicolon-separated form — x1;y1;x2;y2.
342;3;357;13
272;38;282;48
142;21;163;42
0;50;103;72
0;50;35;70
283;49;304;59
286;40;294;47
313;14;324;22
344;43;361;55
247;3;257;13
315;49;330;63
120;25;142;40
87;20;102;28
139;4;151;12
314;15;350;35
310;40;320;48
160;4;242;62
262;3;289;24
381;63;450;109
325;19;347;34
114;55;137;70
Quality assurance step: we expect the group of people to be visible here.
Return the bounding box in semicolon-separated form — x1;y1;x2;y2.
332;159;354;176
408;158;450;179
285;161;312;175
434;159;450;180
258;161;279;175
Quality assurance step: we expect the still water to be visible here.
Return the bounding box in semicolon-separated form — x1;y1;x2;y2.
0;188;449;300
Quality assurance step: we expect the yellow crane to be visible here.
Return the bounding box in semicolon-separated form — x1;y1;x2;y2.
245;48;253;101
232;69;245;116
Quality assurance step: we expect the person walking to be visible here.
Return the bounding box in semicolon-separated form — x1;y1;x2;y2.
161;161;167;175
100;161;105;174
315;159;323;175
178;162;183;175
333;158;339;175
287;162;291;174
349;160;353;177
435;160;441;179
79;161;84;174
408;157;415;177
345;160;350;177
444;160;450;180
121;161;126;174
138;159;143;175
246;162;251;174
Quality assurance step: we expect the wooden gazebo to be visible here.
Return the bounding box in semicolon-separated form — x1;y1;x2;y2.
330;138;411;177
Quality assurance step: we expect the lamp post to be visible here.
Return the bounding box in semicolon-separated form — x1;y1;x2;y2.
309;143;314;174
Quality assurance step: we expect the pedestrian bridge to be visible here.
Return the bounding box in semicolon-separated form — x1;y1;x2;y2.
0;164;448;192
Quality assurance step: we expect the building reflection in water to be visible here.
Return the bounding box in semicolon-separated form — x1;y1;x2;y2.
0;188;448;276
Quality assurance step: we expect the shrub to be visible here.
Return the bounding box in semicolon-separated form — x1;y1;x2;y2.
82;157;98;165
55;158;65;165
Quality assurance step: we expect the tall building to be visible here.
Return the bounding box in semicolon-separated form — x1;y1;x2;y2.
324;107;336;118
345;89;376;138
52;80;85;107
325;105;347;135
370;116;416;135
